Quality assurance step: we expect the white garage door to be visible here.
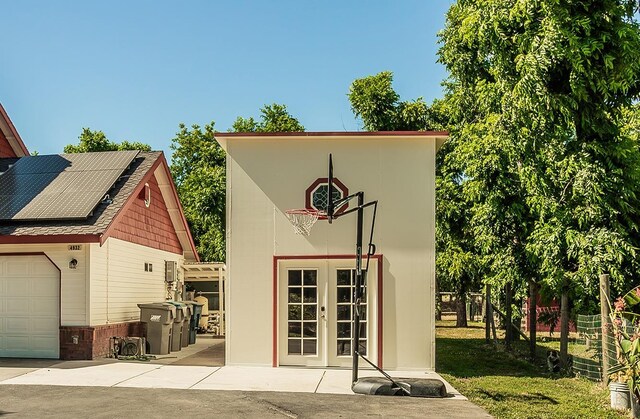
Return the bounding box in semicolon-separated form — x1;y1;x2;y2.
0;255;59;358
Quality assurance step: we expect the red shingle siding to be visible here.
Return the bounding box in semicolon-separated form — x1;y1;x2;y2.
111;174;183;255
0;131;17;158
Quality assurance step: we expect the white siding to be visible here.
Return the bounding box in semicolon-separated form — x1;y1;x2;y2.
89;238;183;325
0;243;88;326
223;135;439;370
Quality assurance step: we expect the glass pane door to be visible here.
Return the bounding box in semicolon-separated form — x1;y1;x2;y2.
286;269;318;356
335;269;367;358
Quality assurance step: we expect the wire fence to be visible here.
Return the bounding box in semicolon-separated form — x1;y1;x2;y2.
573;314;620;381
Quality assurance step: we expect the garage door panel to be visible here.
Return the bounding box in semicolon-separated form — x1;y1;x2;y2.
5;335;29;350
0;255;59;359
33;279;58;296
5;317;29;333
6;280;29;295
5;262;29;276
31;298;58;315
31;317;58;333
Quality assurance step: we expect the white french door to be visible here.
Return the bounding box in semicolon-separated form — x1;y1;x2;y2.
278;259;377;367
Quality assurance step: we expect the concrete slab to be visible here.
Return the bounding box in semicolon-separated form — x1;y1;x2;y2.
192;366;326;393
115;365;220;389
0;368;39;382
0;362;160;387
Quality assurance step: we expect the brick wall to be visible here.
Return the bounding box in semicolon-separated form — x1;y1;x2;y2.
59;322;146;360
110;174;183;255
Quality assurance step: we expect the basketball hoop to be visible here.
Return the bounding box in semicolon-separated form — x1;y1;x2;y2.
285;209;322;236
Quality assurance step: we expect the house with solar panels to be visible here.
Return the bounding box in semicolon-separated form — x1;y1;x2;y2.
0;104;199;360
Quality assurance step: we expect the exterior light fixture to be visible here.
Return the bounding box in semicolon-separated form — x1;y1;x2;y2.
69;258;78;269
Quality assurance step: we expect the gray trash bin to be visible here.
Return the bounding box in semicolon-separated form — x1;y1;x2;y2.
167;301;187;352
138;303;176;355
181;302;193;348
185;301;203;344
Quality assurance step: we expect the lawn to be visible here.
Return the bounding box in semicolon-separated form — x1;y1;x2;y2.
436;320;624;419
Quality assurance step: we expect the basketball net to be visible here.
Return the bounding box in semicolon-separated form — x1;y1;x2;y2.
285;209;322;236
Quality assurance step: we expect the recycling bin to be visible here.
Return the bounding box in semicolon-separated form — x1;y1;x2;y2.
185;300;203;344
181;302;193;348
167;301;187;352
138;302;176;355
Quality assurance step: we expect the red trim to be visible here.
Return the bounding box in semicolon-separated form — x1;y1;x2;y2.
272;254;384;368
304;177;349;217
0;252;62;330
0;103;30;156
216;131;448;138
0;234;100;244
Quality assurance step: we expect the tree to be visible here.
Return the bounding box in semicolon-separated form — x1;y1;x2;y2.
348;71;436;131
171;104;305;262
170;123;226;262
348;72;483;327
439;0;640;362
232;103;304;133
64;128;151;153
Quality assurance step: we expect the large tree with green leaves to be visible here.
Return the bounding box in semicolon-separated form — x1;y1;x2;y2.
171;103;304;262
64;128;151;153
439;0;640;361
348;72;484;326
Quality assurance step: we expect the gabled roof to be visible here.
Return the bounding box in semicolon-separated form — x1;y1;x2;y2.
0;103;29;157
0;151;199;262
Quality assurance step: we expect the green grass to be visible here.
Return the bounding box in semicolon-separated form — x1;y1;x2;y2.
436;321;624;419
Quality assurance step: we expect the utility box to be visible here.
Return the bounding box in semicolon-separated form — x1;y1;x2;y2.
167;301;187;352
138;303;175;355
185;300;204;344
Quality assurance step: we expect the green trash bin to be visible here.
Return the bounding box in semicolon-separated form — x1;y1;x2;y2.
181;302;193;348
185;300;203;344
167;301;187;352
138;303;176;355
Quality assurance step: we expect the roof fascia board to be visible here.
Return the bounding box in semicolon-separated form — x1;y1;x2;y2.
0;103;30;156
0;234;100;244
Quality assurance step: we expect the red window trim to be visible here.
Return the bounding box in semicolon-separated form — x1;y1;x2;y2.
272;254;383;368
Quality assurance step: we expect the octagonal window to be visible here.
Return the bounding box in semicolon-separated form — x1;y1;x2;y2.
305;178;349;215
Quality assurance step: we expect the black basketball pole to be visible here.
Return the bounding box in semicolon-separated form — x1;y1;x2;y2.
352;191;364;384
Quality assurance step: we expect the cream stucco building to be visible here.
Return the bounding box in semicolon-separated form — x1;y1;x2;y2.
217;131;446;371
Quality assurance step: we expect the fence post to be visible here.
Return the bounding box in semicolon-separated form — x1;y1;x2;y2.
599;273;611;385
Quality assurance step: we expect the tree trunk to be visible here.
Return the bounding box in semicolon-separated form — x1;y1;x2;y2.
505;283;513;350
560;284;570;368
456;292;468;327
529;280;538;360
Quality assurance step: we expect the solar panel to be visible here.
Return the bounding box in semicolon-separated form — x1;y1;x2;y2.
0;150;139;221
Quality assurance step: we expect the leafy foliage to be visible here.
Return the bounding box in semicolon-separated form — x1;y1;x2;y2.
171;103;305;262
170;123;226;262
438;0;640;318
348;71;437;131
232;103;304;133
64;128;151;153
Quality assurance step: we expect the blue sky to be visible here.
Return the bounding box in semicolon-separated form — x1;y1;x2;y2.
2;1;452;156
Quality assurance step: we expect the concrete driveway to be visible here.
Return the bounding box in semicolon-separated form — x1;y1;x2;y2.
0;336;492;417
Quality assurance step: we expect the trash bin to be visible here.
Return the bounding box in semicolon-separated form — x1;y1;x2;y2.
194;295;209;331
185;300;203;344
138;303;176;355
167;301;187;352
181;302;193;348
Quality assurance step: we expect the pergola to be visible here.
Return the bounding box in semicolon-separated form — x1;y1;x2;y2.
183;262;226;335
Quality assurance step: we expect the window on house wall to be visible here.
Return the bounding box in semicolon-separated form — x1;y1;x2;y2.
144;262;153;272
